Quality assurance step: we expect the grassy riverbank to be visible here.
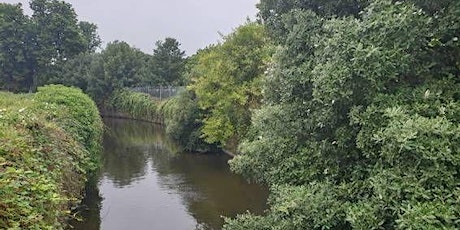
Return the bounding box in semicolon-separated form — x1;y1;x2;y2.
106;89;214;152
0;85;103;229
105;89;163;123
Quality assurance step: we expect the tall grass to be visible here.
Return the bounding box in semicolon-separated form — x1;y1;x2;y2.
108;89;162;123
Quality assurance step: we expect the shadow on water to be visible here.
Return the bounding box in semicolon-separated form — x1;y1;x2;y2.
68;118;268;230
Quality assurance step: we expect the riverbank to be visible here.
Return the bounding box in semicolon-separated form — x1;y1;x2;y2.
104;89;164;124
101;107;238;156
104;89;217;153
0;85;103;229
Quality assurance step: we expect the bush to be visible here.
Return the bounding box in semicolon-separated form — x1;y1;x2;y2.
34;84;103;170
159;90;215;151
0;85;103;229
226;0;460;229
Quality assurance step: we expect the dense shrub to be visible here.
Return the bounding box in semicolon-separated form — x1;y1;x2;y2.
0;85;103;229
34;85;103;170
159;90;215;152
188;23;272;151
226;0;460;229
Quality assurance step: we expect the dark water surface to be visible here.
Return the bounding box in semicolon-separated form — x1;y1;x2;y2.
69;118;268;230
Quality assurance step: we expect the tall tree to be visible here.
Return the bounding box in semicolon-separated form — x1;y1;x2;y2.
29;0;88;88
96;41;147;99
78;21;102;53
0;0;100;92
189;23;272;151
0;3;30;92
146;37;186;86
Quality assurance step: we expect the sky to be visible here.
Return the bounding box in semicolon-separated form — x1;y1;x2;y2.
1;0;259;55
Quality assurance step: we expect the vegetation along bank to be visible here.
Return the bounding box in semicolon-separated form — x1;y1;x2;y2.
1;0;459;229
0;85;103;229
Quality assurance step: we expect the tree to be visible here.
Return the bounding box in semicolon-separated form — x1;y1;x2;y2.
188;22;272;151
257;0;369;41
146;37;186;86
101;41;147;89
0;0;100;92
160;90;214;151
0;3;30;92
29;0;90;88
46;40;155;106
78;21;102;53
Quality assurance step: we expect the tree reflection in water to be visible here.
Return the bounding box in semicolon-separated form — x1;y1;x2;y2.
70;118;268;230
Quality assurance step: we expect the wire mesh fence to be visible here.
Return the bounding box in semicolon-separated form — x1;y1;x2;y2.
129;86;185;100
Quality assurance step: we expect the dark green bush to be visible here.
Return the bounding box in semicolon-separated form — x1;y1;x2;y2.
226;0;460;229
34;84;103;170
159;90;214;152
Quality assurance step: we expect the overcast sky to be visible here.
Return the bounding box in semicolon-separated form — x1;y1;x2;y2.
1;0;259;55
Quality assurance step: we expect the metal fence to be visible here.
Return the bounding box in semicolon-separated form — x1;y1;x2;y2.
129;86;185;100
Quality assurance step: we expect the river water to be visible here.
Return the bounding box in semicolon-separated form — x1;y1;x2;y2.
69;118;268;230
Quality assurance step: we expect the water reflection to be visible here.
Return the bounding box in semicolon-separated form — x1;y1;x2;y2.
70;118;268;230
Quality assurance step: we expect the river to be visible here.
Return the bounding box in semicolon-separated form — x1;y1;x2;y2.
69;118;268;230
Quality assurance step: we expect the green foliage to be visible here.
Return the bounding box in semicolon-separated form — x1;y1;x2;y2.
257;0;370;42
50;41;149;106
108;88;215;152
0;85;103;229
1;1;188;102
227;0;460;229
78;21;102;53
0;3;32;92
47;38;188;106
108;89;161;122
159;90;215;151
143;37;186;86
100;41;148;90
0;1;100;92
225;183;350;230
189;22;272;150
34;84;104;170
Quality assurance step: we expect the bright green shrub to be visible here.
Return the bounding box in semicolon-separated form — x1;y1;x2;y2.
224;184;350;230
188;22;272;150
34;84;103;170
0;85;103;229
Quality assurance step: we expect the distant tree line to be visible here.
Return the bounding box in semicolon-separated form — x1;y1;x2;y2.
55;38;186;105
0;0;100;92
0;0;186;105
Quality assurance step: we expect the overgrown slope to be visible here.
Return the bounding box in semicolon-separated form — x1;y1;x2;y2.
0;85;103;229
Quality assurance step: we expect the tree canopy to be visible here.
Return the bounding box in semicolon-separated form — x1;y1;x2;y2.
144;37;186;86
188;22;272;150
0;0;100;92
